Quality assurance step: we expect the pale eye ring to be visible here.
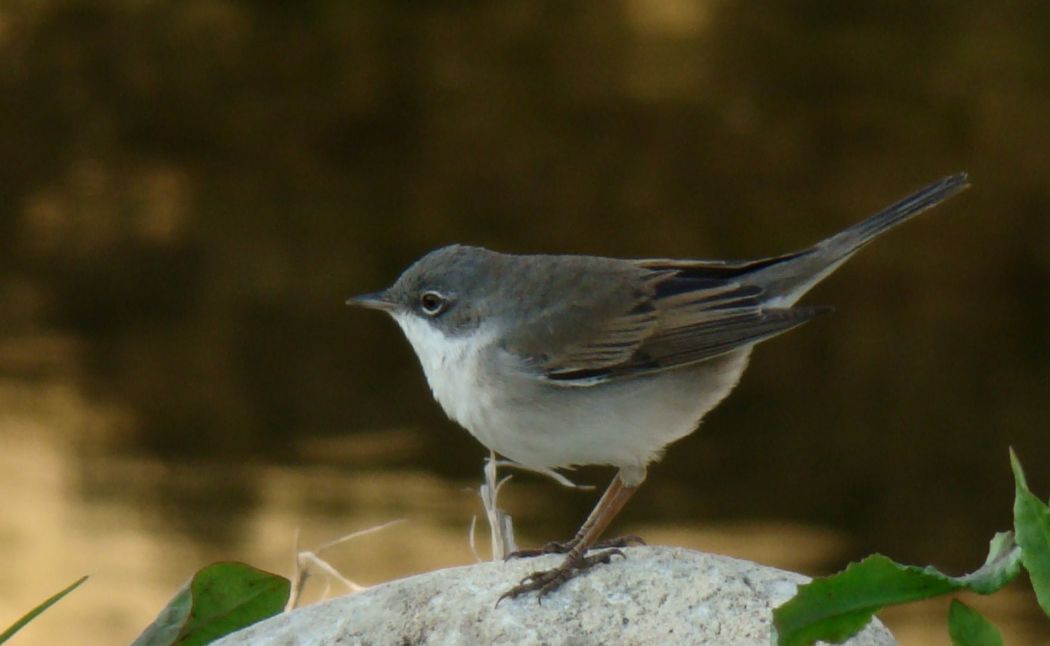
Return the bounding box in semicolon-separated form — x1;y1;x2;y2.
419;290;448;316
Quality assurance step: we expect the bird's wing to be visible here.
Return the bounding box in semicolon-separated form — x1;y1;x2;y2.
524;258;826;386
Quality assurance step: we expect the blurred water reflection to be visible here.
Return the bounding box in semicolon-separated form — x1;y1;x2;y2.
1;2;1049;644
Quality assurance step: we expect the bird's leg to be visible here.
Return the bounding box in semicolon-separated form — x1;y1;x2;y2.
498;468;644;602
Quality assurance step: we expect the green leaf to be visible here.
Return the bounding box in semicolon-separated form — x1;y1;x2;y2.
131;582;194;646
1010;449;1050;618
0;576;88;644
957;531;1024;594
180;562;291;645
772;533;1021;646
132;562;290;646
948;600;1003;646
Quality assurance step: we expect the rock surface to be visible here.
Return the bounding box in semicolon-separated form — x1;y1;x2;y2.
216;546;895;645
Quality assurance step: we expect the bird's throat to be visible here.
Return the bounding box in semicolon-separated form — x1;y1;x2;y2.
391;313;497;431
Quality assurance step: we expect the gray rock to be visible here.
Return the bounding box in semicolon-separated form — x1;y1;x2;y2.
216;546;895;646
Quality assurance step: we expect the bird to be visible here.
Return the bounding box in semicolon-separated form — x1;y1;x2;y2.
348;173;969;601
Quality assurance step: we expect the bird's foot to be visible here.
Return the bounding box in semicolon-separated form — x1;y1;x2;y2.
504;534;646;560
497;548;627;605
503;539;574;560
594;534;646;550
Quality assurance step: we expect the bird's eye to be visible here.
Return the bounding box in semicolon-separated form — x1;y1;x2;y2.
419;291;448;316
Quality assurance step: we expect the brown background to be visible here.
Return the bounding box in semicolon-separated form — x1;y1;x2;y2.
1;2;1048;643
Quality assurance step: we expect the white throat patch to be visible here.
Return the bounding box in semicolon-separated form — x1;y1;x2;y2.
391;313;496;429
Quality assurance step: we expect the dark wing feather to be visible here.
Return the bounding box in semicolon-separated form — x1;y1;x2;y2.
538;259;827;386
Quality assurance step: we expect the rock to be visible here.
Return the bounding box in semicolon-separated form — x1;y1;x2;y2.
215;546;895;645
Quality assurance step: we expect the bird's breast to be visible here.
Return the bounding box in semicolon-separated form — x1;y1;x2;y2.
391;313;753;472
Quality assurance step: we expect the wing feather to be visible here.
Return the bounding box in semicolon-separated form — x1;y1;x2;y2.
537;260;827;386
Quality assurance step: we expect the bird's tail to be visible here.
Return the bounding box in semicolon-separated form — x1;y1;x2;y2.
755;173;970;306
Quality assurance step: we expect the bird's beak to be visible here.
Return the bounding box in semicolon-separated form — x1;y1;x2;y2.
346;291;396;312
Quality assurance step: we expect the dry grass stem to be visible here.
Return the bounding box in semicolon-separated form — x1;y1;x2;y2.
475;452;595;560
287;519;406;611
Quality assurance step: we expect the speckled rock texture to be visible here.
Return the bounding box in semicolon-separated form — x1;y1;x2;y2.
215;546;896;646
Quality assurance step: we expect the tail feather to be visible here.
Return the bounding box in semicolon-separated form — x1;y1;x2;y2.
818;173;970;262
757;173;970;306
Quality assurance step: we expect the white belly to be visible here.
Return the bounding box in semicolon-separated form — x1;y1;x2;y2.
393;314;751;471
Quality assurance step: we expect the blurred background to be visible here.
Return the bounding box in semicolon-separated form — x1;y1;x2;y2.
1;1;1048;643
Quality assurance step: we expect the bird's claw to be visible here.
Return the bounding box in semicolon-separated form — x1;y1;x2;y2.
504;540;575;560
496;548;627;606
504;534;646;561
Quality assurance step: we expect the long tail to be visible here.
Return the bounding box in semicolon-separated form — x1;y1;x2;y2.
756;173;970;306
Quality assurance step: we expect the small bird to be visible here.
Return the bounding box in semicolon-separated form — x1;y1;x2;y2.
349;173;969;601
